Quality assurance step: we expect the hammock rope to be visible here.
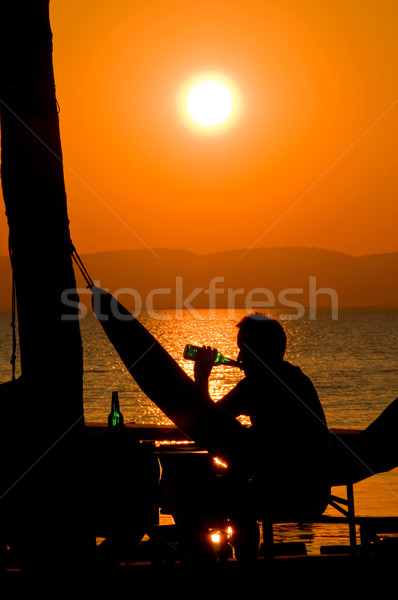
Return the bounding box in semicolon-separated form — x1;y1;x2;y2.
10;265;16;382
71;245;95;289
6;242;94;382
8;242;17;381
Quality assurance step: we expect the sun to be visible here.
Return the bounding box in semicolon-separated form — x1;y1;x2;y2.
178;72;242;135
187;80;233;126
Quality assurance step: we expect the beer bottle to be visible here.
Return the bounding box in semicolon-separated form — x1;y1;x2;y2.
108;391;124;429
183;344;241;368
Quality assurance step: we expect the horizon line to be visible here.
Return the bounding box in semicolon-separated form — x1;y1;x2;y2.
1;245;395;259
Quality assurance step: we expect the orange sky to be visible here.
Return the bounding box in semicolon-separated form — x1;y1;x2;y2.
1;0;397;257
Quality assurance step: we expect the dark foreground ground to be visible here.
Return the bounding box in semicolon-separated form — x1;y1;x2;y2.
2;551;397;598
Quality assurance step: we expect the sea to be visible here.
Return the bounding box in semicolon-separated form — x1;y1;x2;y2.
1;306;398;554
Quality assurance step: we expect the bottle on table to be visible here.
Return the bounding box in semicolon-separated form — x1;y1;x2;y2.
183;344;241;368
108;390;124;430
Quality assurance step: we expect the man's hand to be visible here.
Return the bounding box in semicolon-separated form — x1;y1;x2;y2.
193;346;218;398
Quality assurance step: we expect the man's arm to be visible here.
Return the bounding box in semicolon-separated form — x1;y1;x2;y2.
193;346;247;418
193;346;218;400
216;379;247;418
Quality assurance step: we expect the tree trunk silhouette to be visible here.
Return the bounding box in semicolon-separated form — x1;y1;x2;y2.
0;0;94;573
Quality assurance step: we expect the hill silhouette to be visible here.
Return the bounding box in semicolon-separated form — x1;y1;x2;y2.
0;247;397;312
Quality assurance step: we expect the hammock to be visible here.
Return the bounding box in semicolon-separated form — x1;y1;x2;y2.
72;248;253;470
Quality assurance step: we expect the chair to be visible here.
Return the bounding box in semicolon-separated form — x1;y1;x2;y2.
260;482;357;558
322;482;357;548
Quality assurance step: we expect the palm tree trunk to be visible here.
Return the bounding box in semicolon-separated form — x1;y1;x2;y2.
0;0;93;572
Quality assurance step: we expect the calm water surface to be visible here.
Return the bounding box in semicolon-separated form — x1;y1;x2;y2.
1;307;398;553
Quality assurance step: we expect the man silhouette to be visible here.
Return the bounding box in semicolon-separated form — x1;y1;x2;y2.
193;313;331;560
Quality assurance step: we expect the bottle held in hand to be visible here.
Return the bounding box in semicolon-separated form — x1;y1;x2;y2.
183;344;241;368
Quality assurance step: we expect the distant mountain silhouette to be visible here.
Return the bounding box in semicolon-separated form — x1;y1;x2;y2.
0;247;397;311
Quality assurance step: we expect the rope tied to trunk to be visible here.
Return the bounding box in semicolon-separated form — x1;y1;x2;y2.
71;244;94;289
8;242;17;381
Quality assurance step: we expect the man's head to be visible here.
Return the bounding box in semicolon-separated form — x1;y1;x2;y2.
236;313;287;373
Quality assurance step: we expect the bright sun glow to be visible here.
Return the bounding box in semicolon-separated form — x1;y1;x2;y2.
187;81;233;126
178;72;242;135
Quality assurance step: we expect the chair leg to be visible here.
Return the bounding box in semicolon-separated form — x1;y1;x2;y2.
346;483;357;551
328;483;358;552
